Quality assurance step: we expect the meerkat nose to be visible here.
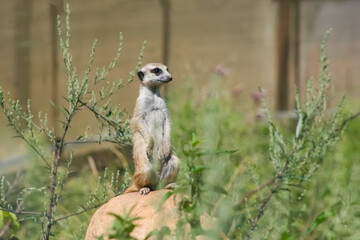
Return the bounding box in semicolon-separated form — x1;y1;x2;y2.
168;76;173;81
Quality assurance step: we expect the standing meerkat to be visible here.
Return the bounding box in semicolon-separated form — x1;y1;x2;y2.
124;63;180;195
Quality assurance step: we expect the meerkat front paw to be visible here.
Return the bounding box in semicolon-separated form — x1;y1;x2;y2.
139;187;150;195
165;183;178;190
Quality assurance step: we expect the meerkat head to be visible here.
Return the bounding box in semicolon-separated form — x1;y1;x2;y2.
137;63;172;87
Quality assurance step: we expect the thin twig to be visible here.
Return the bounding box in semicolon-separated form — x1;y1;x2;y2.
340;111;360;129
88;156;99;176
244;149;296;240
234;177;276;207
109;145;132;175
0;102;51;169
21;135;51;169
244;181;281;240
45;112;74;240
7;121;50;169
53;202;105;222
64;139;124;145
78;100;128;141
79;100;117;128
0;208;44;216
79;100;130;141
234;149;298;208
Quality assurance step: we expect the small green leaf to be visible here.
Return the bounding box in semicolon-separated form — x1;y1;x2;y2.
183;201;194;211
304;210;335;237
192;166;207;174
281;231;294;240
106;106;113;117
59;120;67;127
8;212;20;232
49;99;66;117
11;135;22;139
63;107;70;115
157;191;174;211
0;211;20;234
191;140;200;147
145;226;171;240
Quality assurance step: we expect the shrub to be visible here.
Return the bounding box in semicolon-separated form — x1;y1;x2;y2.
0;4;144;239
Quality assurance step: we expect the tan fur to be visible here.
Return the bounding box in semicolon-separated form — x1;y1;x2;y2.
124;63;180;195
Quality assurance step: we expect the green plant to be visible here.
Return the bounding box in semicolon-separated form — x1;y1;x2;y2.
98;209;141;240
145;226;171;240
0;210;20;239
240;29;358;239
0;4;144;239
157;29;359;240
174;133;208;239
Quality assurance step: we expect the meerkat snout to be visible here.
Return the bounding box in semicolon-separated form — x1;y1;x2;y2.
137;63;172;86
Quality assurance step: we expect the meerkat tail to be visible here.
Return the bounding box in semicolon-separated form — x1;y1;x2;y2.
123;184;139;194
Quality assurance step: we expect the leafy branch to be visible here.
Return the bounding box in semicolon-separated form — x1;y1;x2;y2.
0;3;144;239
241;29;359;239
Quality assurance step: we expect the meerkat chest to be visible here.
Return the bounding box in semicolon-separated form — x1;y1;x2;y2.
142;95;168;140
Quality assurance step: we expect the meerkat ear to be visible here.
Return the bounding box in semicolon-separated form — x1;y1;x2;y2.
137;71;145;81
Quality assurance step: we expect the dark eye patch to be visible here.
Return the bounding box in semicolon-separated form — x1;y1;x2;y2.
150;68;162;75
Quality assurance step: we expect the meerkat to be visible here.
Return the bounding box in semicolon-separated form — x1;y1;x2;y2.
124;63;180;195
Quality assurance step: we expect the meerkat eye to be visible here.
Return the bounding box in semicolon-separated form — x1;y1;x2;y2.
151;68;162;75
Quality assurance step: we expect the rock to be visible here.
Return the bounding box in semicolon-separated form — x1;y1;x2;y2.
85;190;228;240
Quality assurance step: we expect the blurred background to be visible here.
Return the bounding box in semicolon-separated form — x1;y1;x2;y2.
0;0;359;171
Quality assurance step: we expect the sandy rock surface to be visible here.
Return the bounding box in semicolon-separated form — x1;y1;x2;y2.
85;190;178;240
85;189;228;240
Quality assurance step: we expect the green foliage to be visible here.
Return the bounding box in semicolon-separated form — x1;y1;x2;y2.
147;29;358;240
238;29;351;238
303;210;335;237
0;3;143;239
175;134;208;240
145;226;171;240
98;209;141;240
0;210;20;239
